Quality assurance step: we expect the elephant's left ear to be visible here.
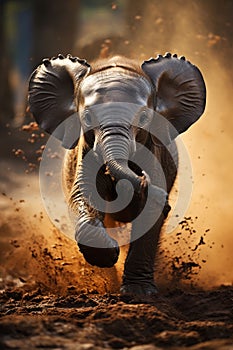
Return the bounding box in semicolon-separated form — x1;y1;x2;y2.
142;53;206;137
28;54;91;148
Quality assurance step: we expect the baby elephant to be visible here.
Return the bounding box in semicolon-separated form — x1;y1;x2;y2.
28;53;206;296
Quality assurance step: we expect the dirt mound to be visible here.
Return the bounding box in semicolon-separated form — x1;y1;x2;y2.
0;284;233;349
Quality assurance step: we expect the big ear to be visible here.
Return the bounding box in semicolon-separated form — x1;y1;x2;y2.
142;53;206;141
28;54;91;148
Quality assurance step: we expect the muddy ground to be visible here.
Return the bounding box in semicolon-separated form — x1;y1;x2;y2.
0;284;233;350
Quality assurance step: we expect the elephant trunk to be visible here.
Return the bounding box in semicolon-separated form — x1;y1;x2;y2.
100;127;143;193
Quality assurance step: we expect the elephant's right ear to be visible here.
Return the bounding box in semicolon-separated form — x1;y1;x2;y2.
28;54;91;148
142;53;206;141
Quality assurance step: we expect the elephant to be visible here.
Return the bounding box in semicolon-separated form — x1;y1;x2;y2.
28;52;206;296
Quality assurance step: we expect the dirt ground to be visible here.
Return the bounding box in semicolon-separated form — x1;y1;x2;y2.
1;284;233;350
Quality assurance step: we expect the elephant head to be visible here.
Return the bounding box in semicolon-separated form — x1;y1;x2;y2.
28;53;206;267
28;53;206;194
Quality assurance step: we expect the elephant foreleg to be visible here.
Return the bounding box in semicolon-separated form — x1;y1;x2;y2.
70;155;120;268
76;209;119;268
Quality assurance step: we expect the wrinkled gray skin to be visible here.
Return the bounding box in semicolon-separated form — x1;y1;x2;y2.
28;53;206;296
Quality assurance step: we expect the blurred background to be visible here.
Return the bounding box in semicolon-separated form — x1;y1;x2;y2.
0;0;232;292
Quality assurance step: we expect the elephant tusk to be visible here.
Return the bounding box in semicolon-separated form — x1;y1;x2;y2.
130;139;136;154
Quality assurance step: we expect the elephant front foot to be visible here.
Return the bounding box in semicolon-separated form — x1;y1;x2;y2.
78;243;119;268
76;219;120;268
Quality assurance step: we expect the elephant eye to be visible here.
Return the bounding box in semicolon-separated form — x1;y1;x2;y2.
138;110;149;126
83;110;93;128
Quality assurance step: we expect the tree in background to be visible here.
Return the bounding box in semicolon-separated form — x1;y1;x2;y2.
32;0;80;67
